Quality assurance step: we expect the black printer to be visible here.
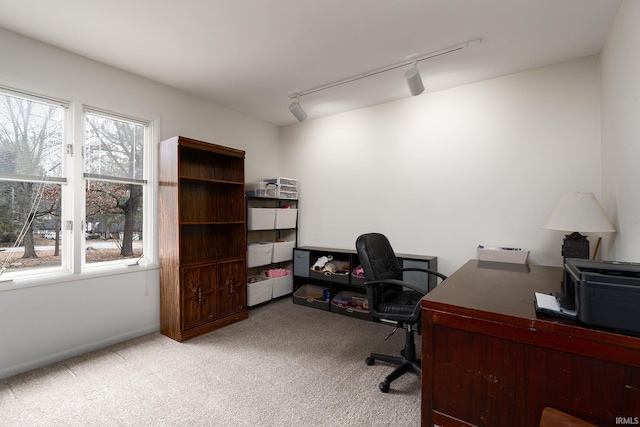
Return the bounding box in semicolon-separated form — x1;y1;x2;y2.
565;258;640;334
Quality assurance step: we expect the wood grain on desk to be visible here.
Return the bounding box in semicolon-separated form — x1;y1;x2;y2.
420;260;640;427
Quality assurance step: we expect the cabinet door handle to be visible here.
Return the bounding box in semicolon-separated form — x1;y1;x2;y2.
228;279;234;293
198;285;202;304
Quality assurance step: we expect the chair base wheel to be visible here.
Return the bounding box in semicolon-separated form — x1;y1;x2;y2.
366;327;421;393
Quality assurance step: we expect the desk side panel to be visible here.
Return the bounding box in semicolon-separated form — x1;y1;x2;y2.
421;310;434;427
429;317;640;427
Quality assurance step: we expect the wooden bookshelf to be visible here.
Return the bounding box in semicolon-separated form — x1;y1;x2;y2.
159;136;247;342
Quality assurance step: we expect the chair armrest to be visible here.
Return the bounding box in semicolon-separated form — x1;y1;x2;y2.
399;267;448;282
363;278;428;296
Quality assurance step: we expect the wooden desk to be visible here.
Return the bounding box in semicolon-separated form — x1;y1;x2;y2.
420;260;640;427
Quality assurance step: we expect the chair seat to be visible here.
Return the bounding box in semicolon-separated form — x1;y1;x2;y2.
379;290;423;315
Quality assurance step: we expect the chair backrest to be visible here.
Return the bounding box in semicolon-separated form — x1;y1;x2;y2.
539;407;597;427
356;233;405;304
356;233;402;281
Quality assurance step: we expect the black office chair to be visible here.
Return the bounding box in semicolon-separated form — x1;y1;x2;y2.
355;233;447;393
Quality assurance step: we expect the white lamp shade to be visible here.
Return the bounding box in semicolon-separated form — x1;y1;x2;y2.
543;192;615;233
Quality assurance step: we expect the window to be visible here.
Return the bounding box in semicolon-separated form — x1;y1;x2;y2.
0;89;66;276
84;110;146;265
0;87;152;281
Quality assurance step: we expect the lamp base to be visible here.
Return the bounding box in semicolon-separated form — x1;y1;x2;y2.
558;232;590;309
562;232;590;260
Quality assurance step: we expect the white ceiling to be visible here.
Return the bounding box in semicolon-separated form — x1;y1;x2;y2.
0;0;621;126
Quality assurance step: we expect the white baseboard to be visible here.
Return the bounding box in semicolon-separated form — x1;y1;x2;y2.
0;324;160;380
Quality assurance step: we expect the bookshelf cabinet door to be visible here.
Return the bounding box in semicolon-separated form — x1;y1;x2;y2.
182;265;216;331
217;259;246;318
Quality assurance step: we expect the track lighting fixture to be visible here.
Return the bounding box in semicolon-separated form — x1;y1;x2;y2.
288;96;307;122
404;62;424;96
287;39;480;121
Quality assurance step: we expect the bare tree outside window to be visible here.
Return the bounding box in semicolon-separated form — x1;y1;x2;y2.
0;91;64;274
84;111;145;263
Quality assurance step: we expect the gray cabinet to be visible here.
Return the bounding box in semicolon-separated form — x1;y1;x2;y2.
401;258;438;293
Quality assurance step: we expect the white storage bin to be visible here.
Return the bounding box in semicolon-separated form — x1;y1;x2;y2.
259;268;293;298
274;208;297;229
247;276;273;306
247;208;276;230
271;274;293;298
272;241;295;263
248;242;274;267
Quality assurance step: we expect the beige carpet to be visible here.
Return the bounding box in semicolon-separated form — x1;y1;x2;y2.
0;297;421;426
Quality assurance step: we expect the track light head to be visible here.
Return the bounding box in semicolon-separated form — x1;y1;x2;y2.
289;99;307;122
404;66;425;96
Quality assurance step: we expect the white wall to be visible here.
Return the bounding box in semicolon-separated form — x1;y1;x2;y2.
600;0;640;262
281;56;602;275
0;28;281;378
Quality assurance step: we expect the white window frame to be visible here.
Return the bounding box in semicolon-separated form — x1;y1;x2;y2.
81;106;153;273
0;87;159;289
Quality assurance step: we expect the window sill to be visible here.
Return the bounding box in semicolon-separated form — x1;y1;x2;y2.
0;261;159;293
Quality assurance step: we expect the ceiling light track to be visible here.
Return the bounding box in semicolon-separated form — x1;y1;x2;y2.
289;39;481;99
